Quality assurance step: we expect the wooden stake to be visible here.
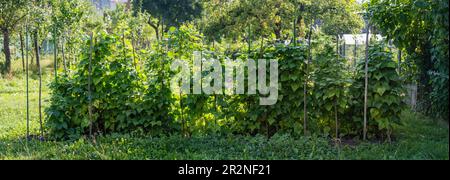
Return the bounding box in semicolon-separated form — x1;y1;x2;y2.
247;24;252;54
303;19;313;136
343;41;346;58
88;33;94;138
354;39;357;67
25;23;29;140
363;25;370;141
54;27;58;83
398;49;402;74
335;98;338;139
62;36;66;73
131;32;137;70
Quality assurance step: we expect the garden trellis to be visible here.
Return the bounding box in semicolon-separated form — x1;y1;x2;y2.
0;0;439;144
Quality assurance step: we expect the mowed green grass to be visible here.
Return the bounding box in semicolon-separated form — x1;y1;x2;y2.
0;61;448;160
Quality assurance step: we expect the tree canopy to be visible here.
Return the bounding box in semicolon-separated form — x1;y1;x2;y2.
199;0;363;42
133;0;203;40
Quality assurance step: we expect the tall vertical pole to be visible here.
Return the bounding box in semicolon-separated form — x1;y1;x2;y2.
363;24;370;141
62;36;66;73
397;49;402;74
354;39;357;67
303;18;313;135
25;22;30;140
247;24;251;54
54;26;58;83
293;18;297;46
343;41;346;58
336;35;339;56
88;33;94;138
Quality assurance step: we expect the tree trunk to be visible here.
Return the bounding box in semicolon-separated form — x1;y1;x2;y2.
62;37;67;73
417;44;433;115
25;25;30;140
293;18;296;45
274;26;281;40
35;36;40;67
297;4;305;38
20;31;25;72
151;24;160;41
126;0;131;10
2;29;12;74
296;16;302;39
148;16;162;41
34;30;44;139
247;24;252;54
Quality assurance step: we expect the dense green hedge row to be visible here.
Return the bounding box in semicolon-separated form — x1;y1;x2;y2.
46;26;405;140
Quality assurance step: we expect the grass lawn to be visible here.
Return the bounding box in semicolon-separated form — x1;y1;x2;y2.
0;61;448;160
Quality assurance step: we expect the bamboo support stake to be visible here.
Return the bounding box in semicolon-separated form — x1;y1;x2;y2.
398;49;402;74
335;99;338;139
88;33;94;138
363;25;370;141
131;32;138;70
354;39;357;67
303;19;313;135
25;23;30;140
54;27;58;83
62;36;66;73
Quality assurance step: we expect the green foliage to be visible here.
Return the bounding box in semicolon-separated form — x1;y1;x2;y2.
1;76;448;160
0;0;28;34
145;24;209;136
1;0;448;161
429;0;449;121
351;42;406;139
200;0;364;42
312;42;352;137
45;32;148;139
50;0;87;37
263;44;308;136
39;1;411;141
367;0;449;120
132;0;202;41
142;50;174;134
225;44;308;136
45;28;408;141
135;0;202;28
318;0;364;35
0;0;29;74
